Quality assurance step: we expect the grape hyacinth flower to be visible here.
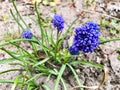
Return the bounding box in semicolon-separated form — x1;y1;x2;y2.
22;30;33;39
69;22;100;55
52;14;64;31
69;45;79;55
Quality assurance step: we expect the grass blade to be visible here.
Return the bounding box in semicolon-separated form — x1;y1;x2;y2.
59;17;79;46
26;73;43;83
0;79;14;83
100;38;120;44
33;57;50;67
10;9;24;31
0;39;39;47
0;48;32;65
10;42;36;61
12;0;30;30
42;84;50;90
70;60;104;69
61;78;67;90
0;69;25;75
0;55;29;64
54;64;66;90
34;1;44;44
11;75;22;90
67;64;83;90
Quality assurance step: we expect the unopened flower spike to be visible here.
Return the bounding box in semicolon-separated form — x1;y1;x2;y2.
52;14;64;31
22;30;33;39
69;45;79;55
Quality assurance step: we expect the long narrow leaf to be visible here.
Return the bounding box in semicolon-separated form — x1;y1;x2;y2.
33;57;50;67
0;48;32;65
26;73;43;83
61;78;67;90
10;9;24;31
0;55;29;64
34;1;44;44
42;84;50;90
10;42;36;61
0;69;25;75
11;75;22;90
12;0;30;30
0;39;39;47
67;64;83;90
54;64;66;90
0;58;16;64
0;79;14;83
70;60;104;69
59;17;79;46
100;38;120;44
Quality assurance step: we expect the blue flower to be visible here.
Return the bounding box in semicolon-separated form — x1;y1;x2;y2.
22;30;33;39
70;22;100;54
52;14;64;31
69;45;79;55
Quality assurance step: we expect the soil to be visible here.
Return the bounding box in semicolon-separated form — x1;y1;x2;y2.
0;0;120;90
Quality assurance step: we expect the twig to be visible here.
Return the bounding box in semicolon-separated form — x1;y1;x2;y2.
79;9;120;21
70;66;108;90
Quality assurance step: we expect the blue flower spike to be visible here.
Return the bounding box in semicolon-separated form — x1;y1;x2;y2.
69;45;79;55
22;30;33;39
69;22;100;54
52;14;64;31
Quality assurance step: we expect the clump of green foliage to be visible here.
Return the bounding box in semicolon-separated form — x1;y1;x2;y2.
0;0;120;90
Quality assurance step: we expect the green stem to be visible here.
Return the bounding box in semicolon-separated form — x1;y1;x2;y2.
100;38;120;44
55;31;59;61
59;17;79;47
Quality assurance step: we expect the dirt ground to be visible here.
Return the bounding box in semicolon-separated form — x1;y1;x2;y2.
0;0;120;90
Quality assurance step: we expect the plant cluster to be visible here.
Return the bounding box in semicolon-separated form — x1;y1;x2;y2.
0;0;120;90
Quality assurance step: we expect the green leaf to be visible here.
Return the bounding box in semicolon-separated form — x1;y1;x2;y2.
11;75;22;90
33;57;50;67
70;60;104;69
0;39;39;47
12;0;30;30
100;38;120;44
34;1;44;44
0;69;25;75
117;55;120;61
61;78;67;90
59;17;79;47
0;48;33;65
99;36;105;42
10;42;36;61
42;84;50;90
0;79;14;83
0;55;29;64
101;19;109;26
26;73;43;83
0;58;15;64
54;64;66;90
10;9;24;31
110;28;116;35
67;64;83;90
